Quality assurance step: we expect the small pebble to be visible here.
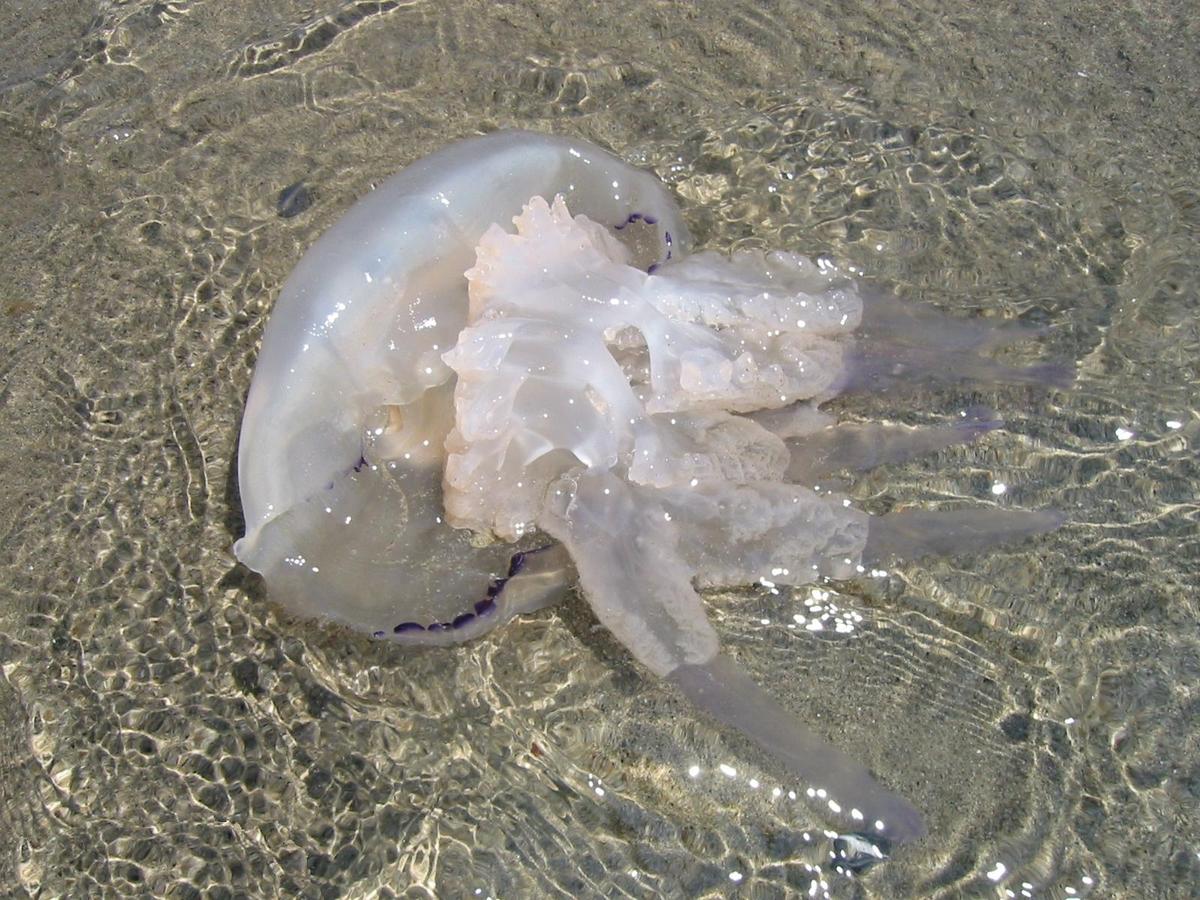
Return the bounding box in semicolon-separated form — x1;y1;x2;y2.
277;181;313;218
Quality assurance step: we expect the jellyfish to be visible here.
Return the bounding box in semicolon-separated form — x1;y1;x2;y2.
234;131;1069;843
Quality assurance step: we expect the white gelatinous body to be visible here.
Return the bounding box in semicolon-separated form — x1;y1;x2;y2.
237;131;1069;844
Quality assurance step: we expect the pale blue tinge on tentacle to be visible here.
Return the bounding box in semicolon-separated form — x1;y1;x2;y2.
841;286;1074;394
780;405;1004;484
864;507;1065;567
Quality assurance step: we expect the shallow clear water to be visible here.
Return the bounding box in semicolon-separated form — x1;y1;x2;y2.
1;1;1197;897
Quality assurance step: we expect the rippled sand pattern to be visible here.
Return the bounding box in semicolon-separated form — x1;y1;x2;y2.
1;1;1197;897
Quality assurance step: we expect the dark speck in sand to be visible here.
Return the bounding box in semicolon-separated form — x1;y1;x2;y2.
277;181;313;218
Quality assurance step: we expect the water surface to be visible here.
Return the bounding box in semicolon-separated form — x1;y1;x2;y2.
1;1;1197;896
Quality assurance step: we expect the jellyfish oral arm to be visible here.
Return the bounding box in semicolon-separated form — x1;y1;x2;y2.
668;657;927;844
538;469;721;678
538;468;926;843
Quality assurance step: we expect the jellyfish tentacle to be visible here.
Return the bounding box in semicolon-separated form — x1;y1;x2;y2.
538;469;720;677
838;286;1073;394
840;340;1073;394
784;406;1003;483
668;655;926;843
864;507;1064;565
858;285;1048;354
539;469;924;842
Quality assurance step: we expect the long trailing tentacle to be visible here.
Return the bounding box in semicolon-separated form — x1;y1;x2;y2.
539;469;924;840
784;405;1003;483
837;285;1073;394
669;655;926;843
864;507;1064;565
